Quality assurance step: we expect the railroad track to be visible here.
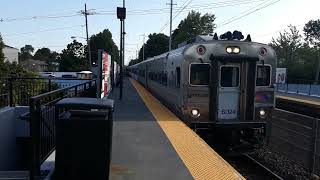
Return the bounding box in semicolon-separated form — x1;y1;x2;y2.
225;154;283;180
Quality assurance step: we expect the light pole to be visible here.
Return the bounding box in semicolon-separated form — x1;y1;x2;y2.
117;5;126;100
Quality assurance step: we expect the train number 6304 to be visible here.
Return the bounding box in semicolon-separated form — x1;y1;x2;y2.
221;109;236;115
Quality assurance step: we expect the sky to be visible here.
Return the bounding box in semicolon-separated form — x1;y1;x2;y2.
1;0;320;65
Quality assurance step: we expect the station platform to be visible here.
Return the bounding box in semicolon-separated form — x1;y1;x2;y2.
276;92;320;107
108;78;243;180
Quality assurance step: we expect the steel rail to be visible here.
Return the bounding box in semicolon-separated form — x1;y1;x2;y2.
244;154;284;180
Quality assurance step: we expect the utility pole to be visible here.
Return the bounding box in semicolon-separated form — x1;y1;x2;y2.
136;44;138;59
167;0;176;51
81;4;95;69
143;35;145;61
141;34;145;61
169;0;173;51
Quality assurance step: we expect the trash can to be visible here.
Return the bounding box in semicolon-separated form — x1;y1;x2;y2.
54;97;114;180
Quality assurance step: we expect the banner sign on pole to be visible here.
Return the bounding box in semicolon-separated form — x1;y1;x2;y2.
276;68;287;84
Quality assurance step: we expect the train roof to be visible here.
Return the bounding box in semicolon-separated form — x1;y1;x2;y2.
128;34;271;68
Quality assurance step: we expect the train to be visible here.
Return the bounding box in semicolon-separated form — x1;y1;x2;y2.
128;32;277;151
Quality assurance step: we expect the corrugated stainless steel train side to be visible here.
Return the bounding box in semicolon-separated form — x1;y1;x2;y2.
128;38;276;145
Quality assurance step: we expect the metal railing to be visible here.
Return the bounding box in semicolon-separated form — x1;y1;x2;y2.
29;79;96;179
0;77;91;108
270;109;320;176
276;79;320;97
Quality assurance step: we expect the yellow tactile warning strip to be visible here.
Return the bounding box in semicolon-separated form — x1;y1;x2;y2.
276;95;320;106
130;78;245;180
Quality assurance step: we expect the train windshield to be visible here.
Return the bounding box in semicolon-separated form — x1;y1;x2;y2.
256;65;271;86
220;66;239;87
190;64;210;85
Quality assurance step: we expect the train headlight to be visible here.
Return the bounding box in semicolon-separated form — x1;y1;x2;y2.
226;46;240;54
258;109;266;118
233;47;240;53
226;47;233;53
191;109;200;118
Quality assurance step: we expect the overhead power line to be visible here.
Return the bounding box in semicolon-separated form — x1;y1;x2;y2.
158;0;266;32
0;14;80;23
217;0;280;29
217;0;273;26
254;23;304;39
4;25;85;37
0;0;265;23
97;0;262;14
33;45;67;49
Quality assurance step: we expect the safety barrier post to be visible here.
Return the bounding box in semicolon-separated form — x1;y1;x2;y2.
29;99;41;180
48;78;52;92
75;86;78;96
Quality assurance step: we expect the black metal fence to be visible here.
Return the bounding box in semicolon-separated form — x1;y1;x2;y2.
0;77;91;108
29;79;97;179
270;109;320;176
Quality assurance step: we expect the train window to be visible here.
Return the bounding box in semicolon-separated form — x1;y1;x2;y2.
256;65;271;86
220;66;239;87
176;67;181;88
190;64;210;85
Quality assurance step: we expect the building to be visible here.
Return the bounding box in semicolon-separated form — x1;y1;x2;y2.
3;45;19;64
20;59;48;72
48;62;60;72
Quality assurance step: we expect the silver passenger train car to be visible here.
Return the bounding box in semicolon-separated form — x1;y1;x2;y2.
128;33;276;148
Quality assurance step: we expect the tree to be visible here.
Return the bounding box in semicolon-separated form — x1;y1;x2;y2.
304;19;320;81
172;11;216;48
0;34;7;77
89;29;119;64
270;25;302;67
21;45;34;54
19;45;34;62
0;34;4;62
138;33;169;61
128;59;140;66
34;47;59;71
270;24;319;81
59;40;88;72
304;19;320;47
34;48;52;61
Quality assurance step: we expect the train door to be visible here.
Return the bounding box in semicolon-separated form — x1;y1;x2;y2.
218;64;241;120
